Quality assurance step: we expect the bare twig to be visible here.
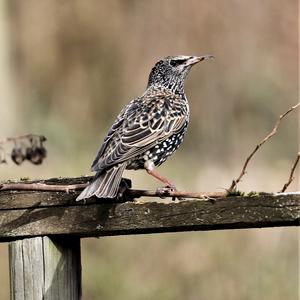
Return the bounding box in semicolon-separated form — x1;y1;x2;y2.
0;182;226;200
0;182;87;193
0;134;46;145
125;189;226;199
280;152;300;192
228;102;300;192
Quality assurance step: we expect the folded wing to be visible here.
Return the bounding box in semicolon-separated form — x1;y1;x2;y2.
91;90;188;172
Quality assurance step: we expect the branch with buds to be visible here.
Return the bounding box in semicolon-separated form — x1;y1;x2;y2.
228;102;300;193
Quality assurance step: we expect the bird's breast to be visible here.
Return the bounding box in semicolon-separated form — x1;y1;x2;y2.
126;120;189;170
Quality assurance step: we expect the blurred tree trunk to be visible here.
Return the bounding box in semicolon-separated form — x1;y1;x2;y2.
0;0;16;134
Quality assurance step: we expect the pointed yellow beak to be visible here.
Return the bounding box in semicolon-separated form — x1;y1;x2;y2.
186;55;215;66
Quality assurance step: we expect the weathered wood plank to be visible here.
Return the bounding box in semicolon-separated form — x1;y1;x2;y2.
0;177;131;209
9;236;81;300
0;177;91;210
1;194;299;242
0;190;81;210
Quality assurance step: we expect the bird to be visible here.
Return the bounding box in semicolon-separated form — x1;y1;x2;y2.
76;54;214;201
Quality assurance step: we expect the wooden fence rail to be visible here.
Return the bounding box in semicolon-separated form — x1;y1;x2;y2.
0;177;299;300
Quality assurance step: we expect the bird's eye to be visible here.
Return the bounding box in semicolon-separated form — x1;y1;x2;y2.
170;59;186;67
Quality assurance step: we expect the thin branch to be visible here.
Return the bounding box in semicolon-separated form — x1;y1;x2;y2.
0;134;46;145
0;182;87;193
228;102;300;192
280;152;300;192
0;182;226;200
125;189;226;199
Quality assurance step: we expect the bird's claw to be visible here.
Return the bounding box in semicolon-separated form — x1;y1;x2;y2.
156;186;173;197
156;185;180;201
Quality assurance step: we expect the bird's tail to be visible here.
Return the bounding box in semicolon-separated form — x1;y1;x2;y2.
76;164;126;201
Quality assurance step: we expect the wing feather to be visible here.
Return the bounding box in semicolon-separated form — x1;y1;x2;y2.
92;88;188;172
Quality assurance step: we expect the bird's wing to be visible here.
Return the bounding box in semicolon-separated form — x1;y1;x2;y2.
90;100;136;170
92;90;188;172
92;105;128;161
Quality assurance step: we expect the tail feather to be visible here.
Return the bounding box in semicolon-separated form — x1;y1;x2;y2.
76;164;126;201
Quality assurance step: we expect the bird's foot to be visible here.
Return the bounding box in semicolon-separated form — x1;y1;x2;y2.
156;185;179;200
117;178;133;202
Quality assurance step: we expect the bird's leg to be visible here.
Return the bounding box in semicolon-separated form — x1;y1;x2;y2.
146;169;177;190
144;161;177;193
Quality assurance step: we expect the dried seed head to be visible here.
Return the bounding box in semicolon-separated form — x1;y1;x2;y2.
0;147;7;164
11;147;25;165
26;146;46;165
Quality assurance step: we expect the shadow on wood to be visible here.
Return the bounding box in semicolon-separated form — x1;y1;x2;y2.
0;177;299;242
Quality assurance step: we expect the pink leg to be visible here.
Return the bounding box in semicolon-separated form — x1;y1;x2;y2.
146;168;177;191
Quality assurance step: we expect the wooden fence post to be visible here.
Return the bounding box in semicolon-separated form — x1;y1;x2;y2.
1;179;299;299
9;236;81;300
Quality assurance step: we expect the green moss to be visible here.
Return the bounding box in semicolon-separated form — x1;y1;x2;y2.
227;190;245;197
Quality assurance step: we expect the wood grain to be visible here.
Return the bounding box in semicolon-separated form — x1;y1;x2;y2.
1;192;299;242
9;236;81;300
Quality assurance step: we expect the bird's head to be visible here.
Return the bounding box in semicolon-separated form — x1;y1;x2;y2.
147;55;214;93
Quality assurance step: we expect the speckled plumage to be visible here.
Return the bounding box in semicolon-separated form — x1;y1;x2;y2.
77;55;213;200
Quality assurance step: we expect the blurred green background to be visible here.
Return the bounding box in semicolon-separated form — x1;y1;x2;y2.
0;0;298;299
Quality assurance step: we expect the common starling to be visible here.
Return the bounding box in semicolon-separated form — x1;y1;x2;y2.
76;55;213;201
